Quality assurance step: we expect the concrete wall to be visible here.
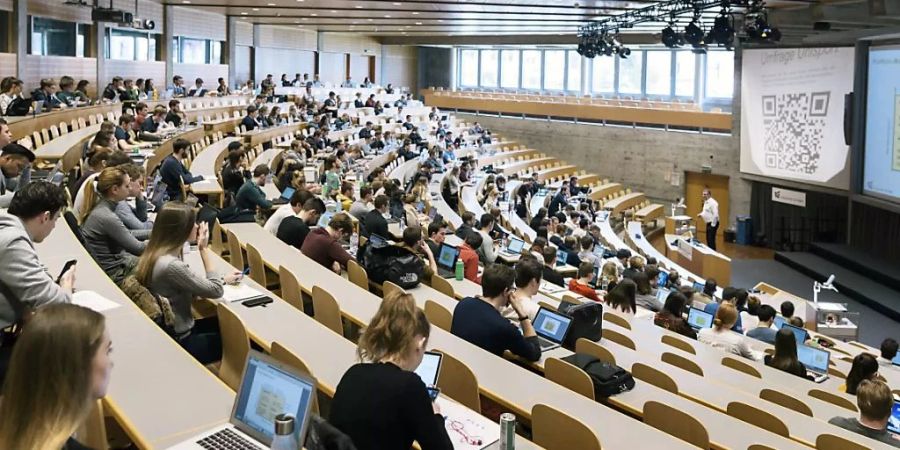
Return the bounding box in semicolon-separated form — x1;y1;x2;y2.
459;113;751;220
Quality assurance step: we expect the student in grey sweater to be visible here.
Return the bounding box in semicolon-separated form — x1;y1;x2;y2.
135;202;242;364
80;167;147;283
114;163;153;233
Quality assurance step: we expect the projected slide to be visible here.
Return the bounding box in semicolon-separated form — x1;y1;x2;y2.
864;47;900;202
740;48;855;189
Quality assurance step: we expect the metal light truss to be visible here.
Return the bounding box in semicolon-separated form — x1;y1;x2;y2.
578;0;760;37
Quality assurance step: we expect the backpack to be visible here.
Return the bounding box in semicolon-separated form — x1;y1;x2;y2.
5;97;31;116
360;239;424;289
558;301;603;349
561;353;635;399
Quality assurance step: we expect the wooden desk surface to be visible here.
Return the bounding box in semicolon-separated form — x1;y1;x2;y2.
589;183;623;201
476;149;539;166
496;157;557;176
604;192;646;215
242;122;305;148
534;164;577;183
188;137;240;196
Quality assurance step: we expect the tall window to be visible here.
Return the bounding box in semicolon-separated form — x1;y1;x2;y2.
645;51;672;96
460;49;478;86
29;17;89;57
108;29;159;61
566;51;582;92
521;50;542;89
180;38;206;64
705;51;734;98
591;57;615;93
500;50;520;88
674;52;696;97
617;51;644;95
480;49;499;87
543;50;565;91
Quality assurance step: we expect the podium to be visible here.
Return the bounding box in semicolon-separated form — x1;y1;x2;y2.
665;215;695;235
664;234;732;286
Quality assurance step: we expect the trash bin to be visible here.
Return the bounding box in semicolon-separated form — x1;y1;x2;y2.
736;216;753;245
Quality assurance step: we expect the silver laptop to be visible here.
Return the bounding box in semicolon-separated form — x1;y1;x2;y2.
168;351;316;450
498;236;525;257
797;343;830;383
532;307;573;351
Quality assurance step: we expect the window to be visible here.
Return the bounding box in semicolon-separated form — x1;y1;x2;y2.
500;50;520;89
521;50;542;89
543;50;565;91
705;51;734;98
566;51;581;92
209;41;222;64
591;57;615;93
674;51;696;97
617;51;643;95
29;17;89;57
173;37;224;64
480;49;499;88
460;49;478;87
645;51;672;96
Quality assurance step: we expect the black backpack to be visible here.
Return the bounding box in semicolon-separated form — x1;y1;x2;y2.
360;239;424;289
558;301;603;350
5;97;31;116
561;353;635;399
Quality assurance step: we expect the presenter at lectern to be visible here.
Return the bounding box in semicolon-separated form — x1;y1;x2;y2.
698;189;719;250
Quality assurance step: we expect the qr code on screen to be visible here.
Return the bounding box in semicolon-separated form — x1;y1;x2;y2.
761;92;830;174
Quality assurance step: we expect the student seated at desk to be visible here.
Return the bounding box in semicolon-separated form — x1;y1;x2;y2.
350;186;374;220
337;182;355;212
502;255;543;323
276;197;325;250
654;292;697;340
569;261;601;302
0;119;11;148
265;189;313;234
0;77;24;115
241;105;262;132
115;163;153;232
235;165;274;212
828;380;900;447
634;271;662;312
764;327;813;381
746;305;778;344
72;151;110;210
605;278;637;315
698;303;760;361
540;246;566;288
842;353;886;395
703;287;745;333
301;212;355;274
330;291;453;450
879;338;899;370
114;114;147;152
622;255;644;280
740;295;761;333
0;304;113;450
31;78;62;111
81;167;148;283
137;202;242;364
0;143;35;208
451;264;541;362
220;144;250;197
160;139;204;202
362;195;390;239
577;235;601;268
458;233;482;284
396;226;437;280
475;213;497;264
165;99;184;128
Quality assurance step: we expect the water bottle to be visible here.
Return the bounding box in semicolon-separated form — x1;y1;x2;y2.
455;258;464;281
601;276;609;291
270;414;297;450
499;413;516;450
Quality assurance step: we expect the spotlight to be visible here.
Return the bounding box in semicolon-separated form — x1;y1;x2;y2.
684;20;705;47
706;10;734;49
616;46;631;58
661;23;682;48
744;10;781;43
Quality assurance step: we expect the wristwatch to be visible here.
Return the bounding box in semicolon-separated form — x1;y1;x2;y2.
518;315;529;322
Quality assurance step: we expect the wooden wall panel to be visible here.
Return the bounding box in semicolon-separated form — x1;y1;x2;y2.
256;25;316;51
172;6;225;41
255;48;315;84
173;63;228;87
382;45;417;92
103;60;166;87
318;52;346;85
235;21;253;46
318;32;381;56
0;53;16;79
22;55;97;96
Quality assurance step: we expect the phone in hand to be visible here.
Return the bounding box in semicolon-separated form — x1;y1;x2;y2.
426;386;440;401
56;259;77;284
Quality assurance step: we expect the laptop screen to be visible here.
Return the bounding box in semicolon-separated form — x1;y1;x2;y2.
414;351;442;387
782;323;809;343
368;234;387;247
893;352;900;366
506;237;525;254
317;211;335;228
533;307;572;343
657;271;668;287
281;186;296;200
692;281;704;292
797;344;830;374
888;401;900;434
687;307;714;329
656;288;670;306
773;316;787;330
232;352;315;445
437;244;459;270
556;249;568;265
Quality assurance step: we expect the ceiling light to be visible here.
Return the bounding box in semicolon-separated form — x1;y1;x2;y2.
683;19;705;48
660;22;683;48
181;0;190;3
706;9;735;49
384;14;391;17
415;22;422;25
240;12;247;15
368;18;373;21
252;7;259;11
310;13;317;16
330;10;336;12
412;12;419;14
355;5;363;8
393;2;402;5
267;2;275;5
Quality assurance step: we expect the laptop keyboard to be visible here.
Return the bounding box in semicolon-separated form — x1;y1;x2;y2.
197;428;262;450
538;336;557;350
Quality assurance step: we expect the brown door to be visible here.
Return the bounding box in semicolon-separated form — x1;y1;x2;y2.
368;56;376;83
684;171;729;246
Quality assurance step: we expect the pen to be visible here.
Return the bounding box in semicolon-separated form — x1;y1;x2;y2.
242;268;251;275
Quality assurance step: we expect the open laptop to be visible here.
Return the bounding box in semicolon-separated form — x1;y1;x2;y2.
533;307;573;351
797;343;830;383
316;211;335;228
498;236;525;258
782;323;809;343
657;271;669;287
655;288;670;307
555;249;568;267
169;351;316;450
888;401;900;435
773;315;787;330
414;351;443;400
692;281;705;292
686;307;714;330
436;243;460;278
893;352;900;367
272;186;294;206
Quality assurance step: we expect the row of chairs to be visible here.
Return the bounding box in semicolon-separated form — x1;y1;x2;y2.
433;88;703;112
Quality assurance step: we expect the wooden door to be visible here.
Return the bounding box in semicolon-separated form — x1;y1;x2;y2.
684;171;729;246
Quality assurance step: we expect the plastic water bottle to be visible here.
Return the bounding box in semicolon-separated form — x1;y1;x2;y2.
601;276;609;291
455;258;464;281
270;414;297;450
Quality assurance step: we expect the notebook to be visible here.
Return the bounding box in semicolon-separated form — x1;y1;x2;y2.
532;307;573;351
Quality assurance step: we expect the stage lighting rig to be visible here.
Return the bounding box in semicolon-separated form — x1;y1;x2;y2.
706;8;735;49
661;21;684;48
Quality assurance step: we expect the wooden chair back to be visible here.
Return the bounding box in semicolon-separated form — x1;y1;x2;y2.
430;274;456;298
531;404;602;450
435;350;481;412
545;357;595;399
424;300;453;332
383;281;404;297
721;356;761;378
245;243;268;287
661;352;704;377
347;260;369;291
808;389;858;412
827;366;847;379
217;303;251;390
603;312;631;330
643;400;709;449
602;328;636;350
816;434;869;450
211;219;227;256
226;229;244;270
759;388;813;416
278;266;304;313
747;446;776;450
311;286;344;336
575;338;616;365
270;342;319;414
632;362;678;394
725;401;789;437
660;334;696;354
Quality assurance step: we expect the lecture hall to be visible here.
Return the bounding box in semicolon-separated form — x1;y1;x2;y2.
1;0;899;449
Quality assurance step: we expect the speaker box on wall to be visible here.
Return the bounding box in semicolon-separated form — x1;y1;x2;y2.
843;92;853;146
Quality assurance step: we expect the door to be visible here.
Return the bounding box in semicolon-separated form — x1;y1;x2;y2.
684;171;729;246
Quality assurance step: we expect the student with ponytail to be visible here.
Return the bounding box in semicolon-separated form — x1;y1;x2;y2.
329;291;453;450
697;302;761;361
80;166;147;283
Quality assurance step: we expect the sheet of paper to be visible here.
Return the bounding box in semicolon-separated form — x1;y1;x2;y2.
222;283;265;303
438;398;499;450
72;290;121;313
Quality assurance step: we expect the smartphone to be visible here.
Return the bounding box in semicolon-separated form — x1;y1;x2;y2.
242;296;273;308
56;259;77;284
426;386;440;401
